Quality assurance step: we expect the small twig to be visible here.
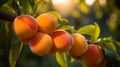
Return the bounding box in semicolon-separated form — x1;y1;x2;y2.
0;11;18;22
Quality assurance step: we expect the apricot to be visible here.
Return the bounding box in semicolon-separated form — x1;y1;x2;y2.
81;44;103;65
52;29;73;52
29;32;53;56
13;15;38;42
36;13;58;34
70;33;88;57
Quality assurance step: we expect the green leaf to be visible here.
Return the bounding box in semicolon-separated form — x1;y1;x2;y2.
102;37;117;51
9;41;23;67
91;23;100;42
12;0;21;14
78;24;95;35
0;0;8;7
5;22;10;33
0;22;8;55
0;4;16;14
70;57;75;63
78;22;100;42
114;41;120;55
34;0;44;4
60;25;74;34
31;0;44;17
104;48;119;62
56;52;68;67
19;0;32;14
29;0;35;8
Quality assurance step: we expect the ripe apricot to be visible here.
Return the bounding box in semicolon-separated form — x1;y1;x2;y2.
36;13;58;34
52;29;73;52
81;44;103;65
70;33;88;57
13;15;38;42
29;32;53;56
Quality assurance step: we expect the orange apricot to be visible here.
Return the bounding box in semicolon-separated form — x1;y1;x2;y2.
13;15;38;43
29;32;53;56
81;44;103;65
52;29;73;52
70;33;88;57
36;13;58;34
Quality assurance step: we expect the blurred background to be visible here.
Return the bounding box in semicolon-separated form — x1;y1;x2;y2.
0;0;120;67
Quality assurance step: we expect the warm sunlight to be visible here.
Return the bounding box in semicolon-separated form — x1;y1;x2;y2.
52;0;69;5
52;0;74;16
85;0;95;6
52;0;79;16
99;0;106;6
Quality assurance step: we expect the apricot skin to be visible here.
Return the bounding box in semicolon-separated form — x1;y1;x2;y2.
70;33;88;57
52;29;73;52
36;13;58;34
13;15;38;42
81;44;103;65
29;32;53;56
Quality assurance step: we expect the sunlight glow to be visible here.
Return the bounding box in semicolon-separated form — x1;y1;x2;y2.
52;0;69;5
85;0;95;6
52;0;79;16
99;0;106;6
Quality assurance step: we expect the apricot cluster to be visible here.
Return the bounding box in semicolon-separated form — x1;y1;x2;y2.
13;13;73;56
70;43;105;67
69;34;105;67
13;13;105;66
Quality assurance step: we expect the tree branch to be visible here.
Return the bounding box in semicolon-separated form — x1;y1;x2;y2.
0;11;18;22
